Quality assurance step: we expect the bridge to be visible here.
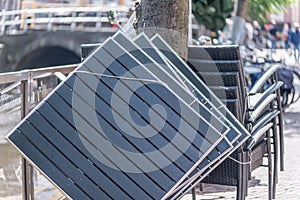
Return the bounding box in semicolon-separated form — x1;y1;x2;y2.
0;6;130;72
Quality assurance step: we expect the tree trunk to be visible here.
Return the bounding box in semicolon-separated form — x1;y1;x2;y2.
134;0;189;59
236;0;249;19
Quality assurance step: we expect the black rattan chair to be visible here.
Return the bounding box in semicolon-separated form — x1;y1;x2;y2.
187;45;283;200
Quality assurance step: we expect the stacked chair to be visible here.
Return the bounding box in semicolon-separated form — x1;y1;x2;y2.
6;31;283;200
187;46;249;199
188;46;284;200
247;63;285;199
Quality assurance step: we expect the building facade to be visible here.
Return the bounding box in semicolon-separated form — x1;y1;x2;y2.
269;1;300;25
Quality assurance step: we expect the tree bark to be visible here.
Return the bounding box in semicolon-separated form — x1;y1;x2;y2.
236;0;249;19
134;0;189;59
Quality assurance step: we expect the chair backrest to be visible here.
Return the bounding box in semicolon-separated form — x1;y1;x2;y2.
81;43;101;61
188;45;248;123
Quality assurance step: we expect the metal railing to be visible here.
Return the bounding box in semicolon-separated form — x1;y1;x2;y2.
0;64;77;200
0;6;129;35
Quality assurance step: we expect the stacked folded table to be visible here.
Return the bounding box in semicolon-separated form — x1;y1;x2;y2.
6;31;250;199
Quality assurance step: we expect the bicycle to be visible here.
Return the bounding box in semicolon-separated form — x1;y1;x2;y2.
241;47;300;110
280;66;300;109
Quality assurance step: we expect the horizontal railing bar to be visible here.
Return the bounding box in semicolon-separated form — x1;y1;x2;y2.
0;6;129;34
0;81;21;95
0;6;129;17
1;17;127;26
0;64;77;84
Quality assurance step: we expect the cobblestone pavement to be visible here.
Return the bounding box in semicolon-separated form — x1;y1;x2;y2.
181;86;300;199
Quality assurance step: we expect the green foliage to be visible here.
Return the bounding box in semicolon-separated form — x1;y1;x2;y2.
192;0;234;32
248;0;296;24
192;0;295;32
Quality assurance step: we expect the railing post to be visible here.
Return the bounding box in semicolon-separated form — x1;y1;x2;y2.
47;11;53;31
23;9;28;32
96;11;102;30
71;10;76;30
192;187;196;200
21;80;34;200
1;9;7;35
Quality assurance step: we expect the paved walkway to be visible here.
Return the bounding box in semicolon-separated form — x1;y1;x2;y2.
181;92;300;200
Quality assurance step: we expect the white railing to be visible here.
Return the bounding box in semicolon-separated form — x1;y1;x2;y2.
0;6;129;35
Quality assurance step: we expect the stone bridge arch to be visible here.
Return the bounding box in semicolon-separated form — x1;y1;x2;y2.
0;30;114;72
16;43;80;71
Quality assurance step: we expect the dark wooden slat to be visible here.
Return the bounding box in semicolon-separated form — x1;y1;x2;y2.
78;39;226;196
131;34;234;149
54;82;168;198
46;92;155;199
32;103;134;200
77;35;248;196
133;34;186;86
151;35;249;142
114;33;233;169
74;36;240;195
18;119;107;200
8;130;91;200
97;41;236;195
81;60;218;175
134;34;169;66
73;66;196;179
74;73;170;153
79;58;189;148
151;36;251;189
77;40;244;142
81;54;208;155
150;35;251;187
101;39;222;145
63;78;177;190
133;34;240;143
67;72;217;186
114;35;238;191
81;56;178;143
113;33;229;135
81;50;214;161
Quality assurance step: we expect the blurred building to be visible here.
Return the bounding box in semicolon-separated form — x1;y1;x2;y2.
283;2;300;24
0;0;22;11
269;1;300;25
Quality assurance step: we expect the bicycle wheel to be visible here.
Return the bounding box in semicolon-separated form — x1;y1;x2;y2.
291;69;300;105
